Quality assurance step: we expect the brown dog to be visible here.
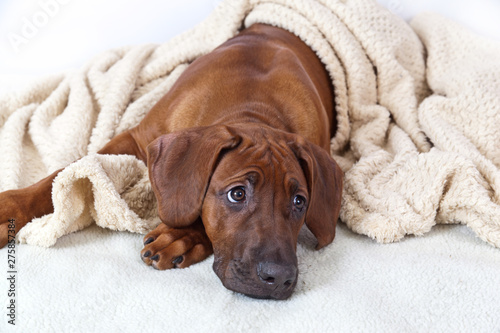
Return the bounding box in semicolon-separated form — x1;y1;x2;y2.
0;24;343;299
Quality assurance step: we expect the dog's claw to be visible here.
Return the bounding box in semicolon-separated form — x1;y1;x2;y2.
144;237;154;245
172;256;183;265
143;250;151;258
150;254;160;261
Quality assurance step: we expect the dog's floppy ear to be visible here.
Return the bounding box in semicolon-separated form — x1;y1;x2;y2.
290;137;343;250
146;126;240;227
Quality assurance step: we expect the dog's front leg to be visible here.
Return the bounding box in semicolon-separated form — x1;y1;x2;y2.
0;129;145;248
0;170;60;248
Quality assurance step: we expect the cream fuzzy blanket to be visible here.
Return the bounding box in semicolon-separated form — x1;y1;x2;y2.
1;1;499;248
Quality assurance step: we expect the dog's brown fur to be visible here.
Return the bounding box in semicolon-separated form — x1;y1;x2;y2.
0;24;342;299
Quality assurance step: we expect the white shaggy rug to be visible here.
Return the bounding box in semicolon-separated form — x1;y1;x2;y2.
1;0;500;331
3;223;500;331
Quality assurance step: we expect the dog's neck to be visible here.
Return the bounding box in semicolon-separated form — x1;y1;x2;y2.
213;101;289;130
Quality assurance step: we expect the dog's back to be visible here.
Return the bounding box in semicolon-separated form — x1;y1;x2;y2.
132;24;335;151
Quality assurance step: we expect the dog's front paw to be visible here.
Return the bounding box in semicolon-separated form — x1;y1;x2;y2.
140;220;213;270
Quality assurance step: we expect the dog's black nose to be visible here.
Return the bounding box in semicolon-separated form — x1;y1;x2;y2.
257;262;297;290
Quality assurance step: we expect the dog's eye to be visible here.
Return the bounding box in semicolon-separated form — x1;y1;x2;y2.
293;195;306;210
228;187;246;203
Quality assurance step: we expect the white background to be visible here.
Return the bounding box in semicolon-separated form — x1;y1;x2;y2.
0;0;499;80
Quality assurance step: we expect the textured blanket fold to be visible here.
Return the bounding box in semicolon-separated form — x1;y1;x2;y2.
1;0;499;248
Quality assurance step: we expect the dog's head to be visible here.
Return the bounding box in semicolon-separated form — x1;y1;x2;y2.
146;124;342;299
